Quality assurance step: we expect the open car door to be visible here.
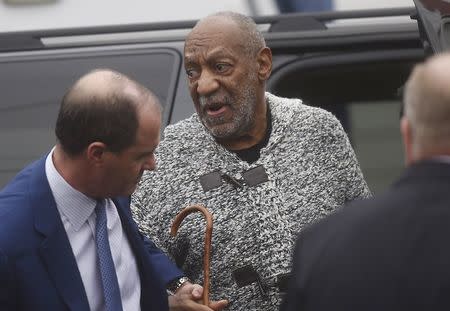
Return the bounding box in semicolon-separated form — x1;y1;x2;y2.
413;0;450;54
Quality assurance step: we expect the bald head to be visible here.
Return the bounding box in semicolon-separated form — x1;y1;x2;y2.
69;69;159;109
403;53;450;160
187;11;266;58
55;69;161;156
73;69;120;98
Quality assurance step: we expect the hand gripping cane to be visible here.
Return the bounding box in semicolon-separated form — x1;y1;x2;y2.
170;204;213;305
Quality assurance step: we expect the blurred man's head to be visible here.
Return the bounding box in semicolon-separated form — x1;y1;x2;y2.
402;53;450;165
55;69;161;198
184;12;272;149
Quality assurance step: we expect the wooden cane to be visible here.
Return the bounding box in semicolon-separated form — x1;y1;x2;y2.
170;204;213;306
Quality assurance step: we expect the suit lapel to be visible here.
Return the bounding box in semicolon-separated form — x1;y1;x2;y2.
113;197;168;311
32;157;90;311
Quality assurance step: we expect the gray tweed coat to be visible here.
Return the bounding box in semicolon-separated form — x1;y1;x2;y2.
132;92;370;311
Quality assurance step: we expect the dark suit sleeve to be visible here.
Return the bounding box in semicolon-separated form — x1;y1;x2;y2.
281;235;306;311
121;196;185;286
141;234;184;285
0;249;16;310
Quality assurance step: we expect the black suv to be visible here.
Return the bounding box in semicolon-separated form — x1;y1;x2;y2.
0;0;444;192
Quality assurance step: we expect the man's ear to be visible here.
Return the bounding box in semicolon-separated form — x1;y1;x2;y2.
400;116;413;166
86;142;108;164
256;47;272;81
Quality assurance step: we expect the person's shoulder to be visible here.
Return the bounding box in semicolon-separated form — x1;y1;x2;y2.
301;191;395;247
0;189;33;250
266;92;340;126
290;193;395;294
157;114;211;159
0;157;45;228
1;158;41;203
162;114;204;140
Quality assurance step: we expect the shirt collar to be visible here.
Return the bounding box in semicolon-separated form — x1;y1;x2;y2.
45;148;97;231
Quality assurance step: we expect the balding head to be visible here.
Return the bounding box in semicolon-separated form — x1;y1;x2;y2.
55;69;161;156
402;53;450;162
187;11;266;58
68;69;159;110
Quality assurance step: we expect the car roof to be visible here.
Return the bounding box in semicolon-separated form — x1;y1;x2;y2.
0;7;419;53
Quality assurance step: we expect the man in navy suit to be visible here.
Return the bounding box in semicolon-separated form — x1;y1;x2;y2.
281;53;450;310
0;69;227;311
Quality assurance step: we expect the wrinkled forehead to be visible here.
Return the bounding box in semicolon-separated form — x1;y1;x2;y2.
184;17;246;58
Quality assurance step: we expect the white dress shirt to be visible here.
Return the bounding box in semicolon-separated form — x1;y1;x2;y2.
45;149;141;311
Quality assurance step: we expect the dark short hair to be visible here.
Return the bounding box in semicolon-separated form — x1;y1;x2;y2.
55;89;139;156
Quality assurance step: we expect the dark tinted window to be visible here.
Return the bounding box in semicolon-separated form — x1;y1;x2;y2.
0;48;181;188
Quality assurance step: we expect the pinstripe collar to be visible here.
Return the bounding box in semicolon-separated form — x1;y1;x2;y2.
45;148;96;231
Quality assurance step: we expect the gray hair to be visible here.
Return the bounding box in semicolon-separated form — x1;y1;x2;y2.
202;11;266;57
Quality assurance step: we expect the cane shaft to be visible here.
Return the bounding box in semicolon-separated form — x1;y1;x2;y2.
171;204;213;305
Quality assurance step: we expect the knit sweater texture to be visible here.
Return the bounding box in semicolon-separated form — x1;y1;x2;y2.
132;93;370;310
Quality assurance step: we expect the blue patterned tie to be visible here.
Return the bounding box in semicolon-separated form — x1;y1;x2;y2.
95;199;123;311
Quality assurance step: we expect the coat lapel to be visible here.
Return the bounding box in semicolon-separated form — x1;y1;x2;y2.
31;157;90;311
113;197;168;311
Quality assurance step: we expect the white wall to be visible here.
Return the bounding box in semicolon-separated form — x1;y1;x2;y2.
0;0;277;32
0;0;415;32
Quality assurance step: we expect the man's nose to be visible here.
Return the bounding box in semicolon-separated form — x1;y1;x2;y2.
143;155;156;171
196;70;219;96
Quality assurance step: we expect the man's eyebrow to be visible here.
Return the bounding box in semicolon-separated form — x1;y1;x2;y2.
206;49;234;59
185;49;233;62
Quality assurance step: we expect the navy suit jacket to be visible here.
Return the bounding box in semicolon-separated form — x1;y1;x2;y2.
281;161;450;311
0;156;183;311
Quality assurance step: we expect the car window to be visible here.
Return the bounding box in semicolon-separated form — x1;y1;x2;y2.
0;47;181;188
349;100;404;193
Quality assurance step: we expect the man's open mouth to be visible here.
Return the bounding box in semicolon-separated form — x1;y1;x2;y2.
206;104;227;116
